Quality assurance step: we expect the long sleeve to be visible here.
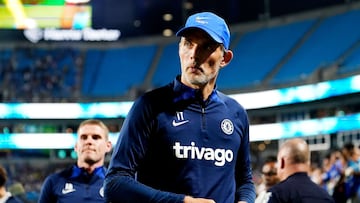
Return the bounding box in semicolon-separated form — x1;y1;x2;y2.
104;173;185;203
38;175;56;203
235;108;256;203
104;95;185;203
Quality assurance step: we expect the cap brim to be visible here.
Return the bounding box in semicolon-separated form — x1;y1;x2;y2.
176;26;223;45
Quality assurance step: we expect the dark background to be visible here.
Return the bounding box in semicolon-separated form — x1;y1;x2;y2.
91;0;346;39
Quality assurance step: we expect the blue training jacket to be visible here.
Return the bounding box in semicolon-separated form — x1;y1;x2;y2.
38;165;106;203
105;77;255;203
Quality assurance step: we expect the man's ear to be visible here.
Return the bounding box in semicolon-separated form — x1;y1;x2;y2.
106;141;112;153
74;142;78;152
221;50;233;67
280;157;285;169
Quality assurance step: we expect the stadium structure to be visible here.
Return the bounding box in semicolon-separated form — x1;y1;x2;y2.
0;1;360;201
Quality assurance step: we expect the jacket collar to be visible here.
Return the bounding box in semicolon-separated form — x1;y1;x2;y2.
71;165;106;179
172;76;220;104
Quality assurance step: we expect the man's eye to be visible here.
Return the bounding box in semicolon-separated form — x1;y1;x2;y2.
200;43;212;51
92;135;101;140
205;43;218;51
184;40;191;46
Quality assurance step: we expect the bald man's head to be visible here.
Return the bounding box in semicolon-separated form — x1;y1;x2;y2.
276;138;311;181
280;138;310;165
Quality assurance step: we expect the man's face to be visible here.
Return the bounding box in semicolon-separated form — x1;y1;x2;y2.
178;29;227;89
262;162;279;188
75;124;111;166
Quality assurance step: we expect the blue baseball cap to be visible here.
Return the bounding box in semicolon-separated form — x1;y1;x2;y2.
176;12;230;50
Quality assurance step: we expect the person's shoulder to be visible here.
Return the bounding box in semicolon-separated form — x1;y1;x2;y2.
217;91;240;104
216;91;246;111
135;83;174;108
45;165;74;181
267;181;284;193
143;83;173;99
6;196;25;203
267;177;293;194
268;173;334;200
273;173;303;186
265;181;291;203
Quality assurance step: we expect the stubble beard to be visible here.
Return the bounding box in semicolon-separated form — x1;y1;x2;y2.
185;70;208;87
84;156;98;165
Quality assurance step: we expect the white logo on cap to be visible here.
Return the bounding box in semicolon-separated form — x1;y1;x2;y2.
195;16;209;24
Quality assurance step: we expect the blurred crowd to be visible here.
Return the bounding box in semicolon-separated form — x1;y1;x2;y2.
1;161;70;203
314;143;360;203
0;47;83;102
0;142;358;203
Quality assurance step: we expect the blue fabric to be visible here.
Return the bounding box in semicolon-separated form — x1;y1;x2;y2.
6;196;24;203
176;12;230;49
268;172;335;203
345;159;360;199
38;165;107;203
105;76;255;203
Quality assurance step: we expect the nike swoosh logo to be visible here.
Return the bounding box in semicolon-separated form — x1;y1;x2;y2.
195;17;209;24
62;189;76;194
172;120;189;127
196;17;209;20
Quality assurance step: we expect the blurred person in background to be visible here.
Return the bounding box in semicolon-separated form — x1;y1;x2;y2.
38;119;112;203
8;183;29;203
255;155;280;203
338;142;360;203
264;138;335;203
320;149;346;202
104;11;255;203
0;165;24;203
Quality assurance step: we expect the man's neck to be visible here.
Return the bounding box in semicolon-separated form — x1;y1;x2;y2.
282;164;309;181
0;189;11;202
0;187;6;198
77;162;103;174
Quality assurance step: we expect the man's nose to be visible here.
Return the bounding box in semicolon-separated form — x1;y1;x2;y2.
191;45;206;64
84;137;94;144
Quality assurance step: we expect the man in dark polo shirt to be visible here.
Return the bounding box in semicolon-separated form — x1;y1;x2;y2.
264;138;335;203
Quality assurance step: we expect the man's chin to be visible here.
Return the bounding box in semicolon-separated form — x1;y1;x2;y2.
84;157;97;165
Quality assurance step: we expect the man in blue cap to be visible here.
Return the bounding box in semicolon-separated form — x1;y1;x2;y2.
104;12;255;203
